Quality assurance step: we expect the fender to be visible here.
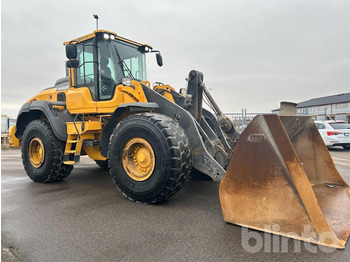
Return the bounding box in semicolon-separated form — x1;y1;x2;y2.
100;102;159;157
15;101;74;141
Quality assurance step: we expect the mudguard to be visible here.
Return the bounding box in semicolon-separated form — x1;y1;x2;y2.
15;101;74;141
100;102;159;157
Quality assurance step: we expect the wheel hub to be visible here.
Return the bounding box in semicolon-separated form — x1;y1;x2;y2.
29;137;45;168
122;138;155;181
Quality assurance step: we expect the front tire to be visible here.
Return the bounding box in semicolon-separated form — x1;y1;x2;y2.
21;120;73;182
108;113;191;203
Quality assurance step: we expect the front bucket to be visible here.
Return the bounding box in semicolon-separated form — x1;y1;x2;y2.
219;115;350;248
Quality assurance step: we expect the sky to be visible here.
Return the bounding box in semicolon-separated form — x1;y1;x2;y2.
1;0;349;118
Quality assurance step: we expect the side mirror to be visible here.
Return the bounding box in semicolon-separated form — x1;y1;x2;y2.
66;60;79;68
156;53;163;67
66;44;77;59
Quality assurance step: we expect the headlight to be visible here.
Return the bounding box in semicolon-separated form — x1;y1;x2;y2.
110;35;115;40
122;78;131;86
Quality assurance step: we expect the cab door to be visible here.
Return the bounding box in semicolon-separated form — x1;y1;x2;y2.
66;40;97;114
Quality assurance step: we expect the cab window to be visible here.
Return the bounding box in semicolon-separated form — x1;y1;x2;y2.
97;38;147;100
75;40;96;99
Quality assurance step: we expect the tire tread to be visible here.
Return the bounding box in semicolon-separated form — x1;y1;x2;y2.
108;113;191;203
22;119;72;183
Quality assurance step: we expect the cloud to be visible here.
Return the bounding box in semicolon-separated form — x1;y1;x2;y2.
1;0;349;118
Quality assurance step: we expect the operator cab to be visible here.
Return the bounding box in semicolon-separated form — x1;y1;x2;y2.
65;30;162;101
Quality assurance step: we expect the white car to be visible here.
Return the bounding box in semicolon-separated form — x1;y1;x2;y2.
314;120;350;149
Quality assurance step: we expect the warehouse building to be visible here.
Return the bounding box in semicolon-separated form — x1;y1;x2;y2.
271;93;350;121
297;93;350;121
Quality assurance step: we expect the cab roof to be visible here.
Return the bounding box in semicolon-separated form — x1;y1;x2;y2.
63;29;153;49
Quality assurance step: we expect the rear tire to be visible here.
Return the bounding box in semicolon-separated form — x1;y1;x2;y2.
95;160;109;170
108;113;191;203
21;120;73;183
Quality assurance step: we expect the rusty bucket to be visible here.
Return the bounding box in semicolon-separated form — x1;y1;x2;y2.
219;115;350;248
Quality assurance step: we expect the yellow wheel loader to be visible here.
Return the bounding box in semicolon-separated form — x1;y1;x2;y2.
11;29;350;249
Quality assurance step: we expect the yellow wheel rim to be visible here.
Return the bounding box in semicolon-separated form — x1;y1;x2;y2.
122;138;155;181
29;137;45;168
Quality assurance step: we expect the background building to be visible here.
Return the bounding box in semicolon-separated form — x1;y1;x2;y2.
297;93;350;121
271;93;350;121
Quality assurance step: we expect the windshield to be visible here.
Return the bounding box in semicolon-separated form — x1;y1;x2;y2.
98;39;147;84
330;122;350;130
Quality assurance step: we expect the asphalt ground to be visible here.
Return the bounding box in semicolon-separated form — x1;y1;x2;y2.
1;147;350;262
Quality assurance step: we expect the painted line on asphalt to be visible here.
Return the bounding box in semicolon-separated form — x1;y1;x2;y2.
332;156;350;162
332;157;350;167
1;155;21;158
2;177;29;183
2;155;350;167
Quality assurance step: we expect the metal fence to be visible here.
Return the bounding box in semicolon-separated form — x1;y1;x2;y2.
224;111;271;131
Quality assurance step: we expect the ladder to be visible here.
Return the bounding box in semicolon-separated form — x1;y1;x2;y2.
63;120;103;165
63;134;83;165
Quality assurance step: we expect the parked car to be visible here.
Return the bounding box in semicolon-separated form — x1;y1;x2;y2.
314;120;350;149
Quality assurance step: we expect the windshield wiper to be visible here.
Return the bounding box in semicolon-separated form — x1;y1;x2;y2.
113;45;135;80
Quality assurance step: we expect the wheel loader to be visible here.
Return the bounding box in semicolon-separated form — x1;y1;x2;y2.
11;29;350;249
